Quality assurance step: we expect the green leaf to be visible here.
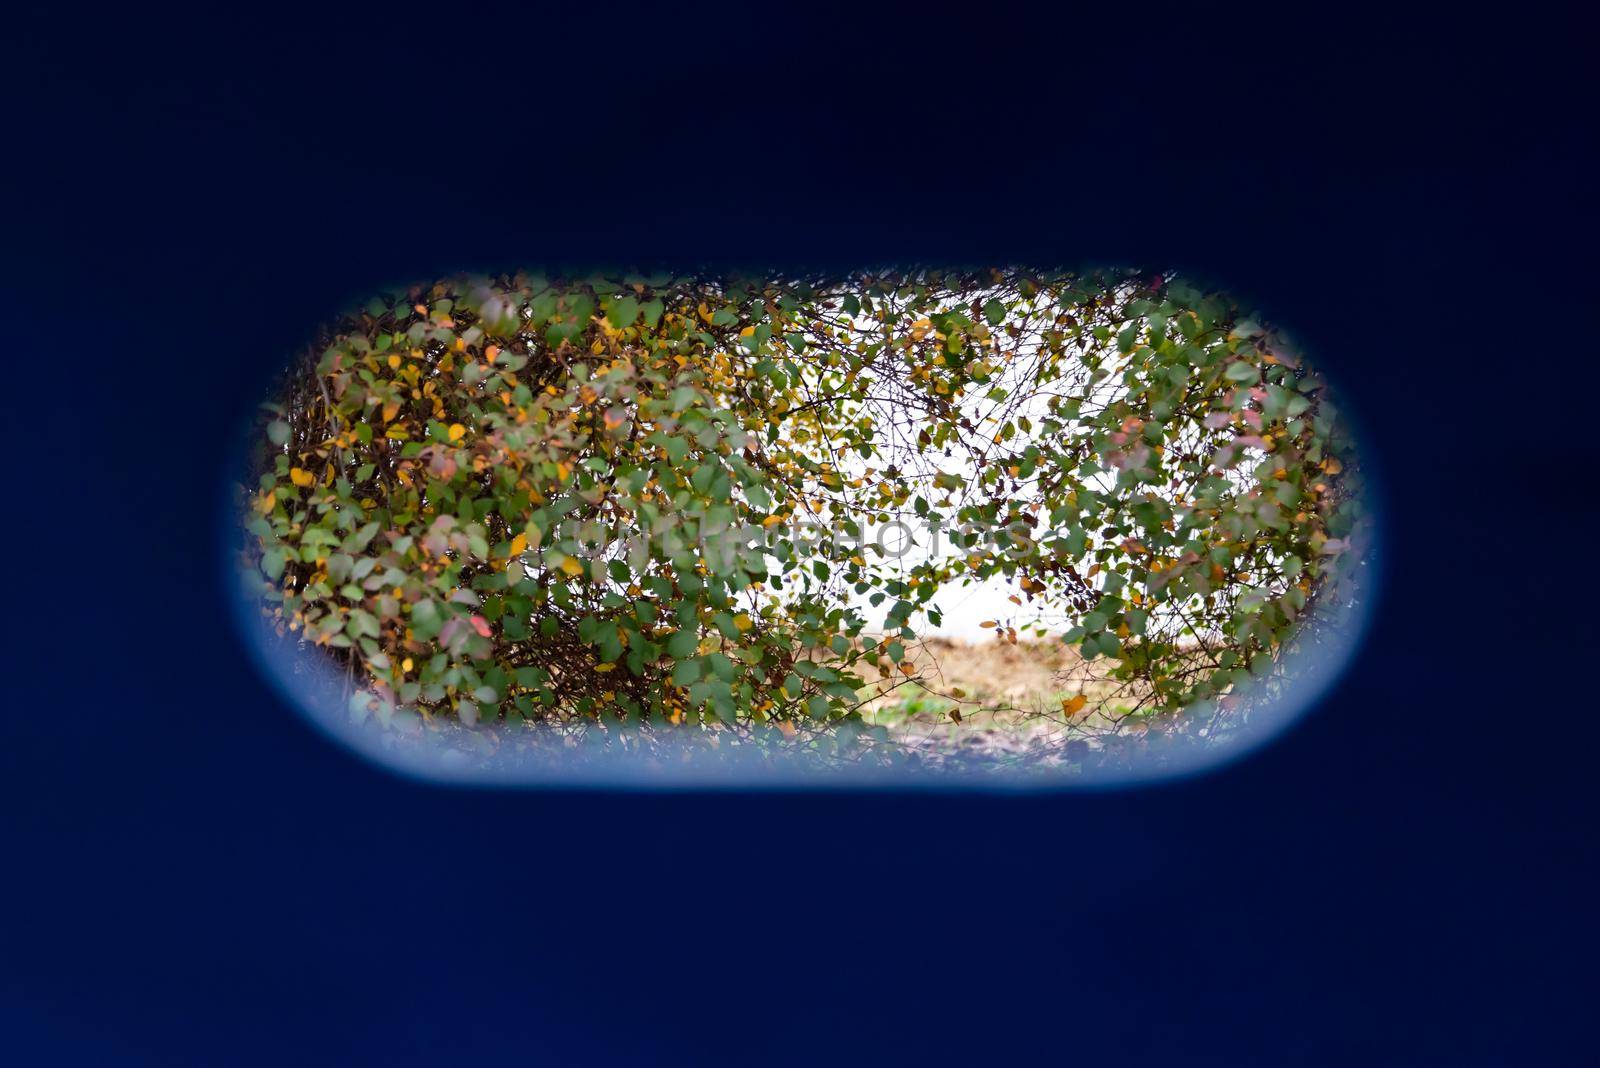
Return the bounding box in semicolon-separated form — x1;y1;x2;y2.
667;630;699;659
669;386;699;411
604;296;639;329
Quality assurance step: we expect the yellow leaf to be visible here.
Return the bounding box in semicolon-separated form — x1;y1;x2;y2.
1061;694;1088;715
401;658;414;673
734;613;754;632
509;533;528;557
387;354;401;370
557;556;583;577
447;423;466;443
595;663;616;673
289;467;315;487
979;620;997;629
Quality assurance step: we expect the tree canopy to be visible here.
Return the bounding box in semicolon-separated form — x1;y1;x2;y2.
239;267;1365;763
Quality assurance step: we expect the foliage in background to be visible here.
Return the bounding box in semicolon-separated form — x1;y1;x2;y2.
239;268;1364;753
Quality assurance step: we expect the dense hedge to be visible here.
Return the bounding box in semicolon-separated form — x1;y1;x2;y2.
240;268;1364;746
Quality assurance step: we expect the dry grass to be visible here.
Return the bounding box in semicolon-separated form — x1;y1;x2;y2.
845;636;1169;765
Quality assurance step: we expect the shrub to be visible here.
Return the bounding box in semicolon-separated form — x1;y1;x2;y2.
239;268;1365;749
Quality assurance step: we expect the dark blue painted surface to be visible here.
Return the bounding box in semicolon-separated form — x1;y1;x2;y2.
4;7;1593;1063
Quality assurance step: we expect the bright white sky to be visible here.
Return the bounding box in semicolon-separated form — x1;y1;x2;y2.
878;571;1055;640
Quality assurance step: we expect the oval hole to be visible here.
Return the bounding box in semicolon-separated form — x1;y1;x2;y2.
226;267;1378;787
